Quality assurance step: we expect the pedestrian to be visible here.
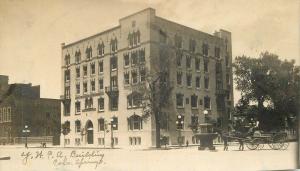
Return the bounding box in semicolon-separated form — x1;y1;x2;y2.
186;140;189;147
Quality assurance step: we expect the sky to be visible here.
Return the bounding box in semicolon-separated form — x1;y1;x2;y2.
0;0;299;104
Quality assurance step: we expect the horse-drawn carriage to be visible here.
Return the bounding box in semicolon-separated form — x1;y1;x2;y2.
219;126;289;151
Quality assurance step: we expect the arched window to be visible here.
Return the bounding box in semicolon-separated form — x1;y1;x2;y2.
97;42;104;56
128;33;133;47
111;38;118;52
75;50;81;63
136;30;140;44
75;120;81;133
86;46;92;59
128;114;143;130
65;54;70;65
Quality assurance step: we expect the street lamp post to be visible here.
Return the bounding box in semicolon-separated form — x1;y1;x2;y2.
203;110;208;123
22;125;30;148
110;118;116;149
176;114;184;147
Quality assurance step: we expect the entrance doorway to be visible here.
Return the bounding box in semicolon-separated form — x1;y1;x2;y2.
86;120;94;144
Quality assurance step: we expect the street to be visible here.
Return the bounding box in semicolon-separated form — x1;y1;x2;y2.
0;142;297;171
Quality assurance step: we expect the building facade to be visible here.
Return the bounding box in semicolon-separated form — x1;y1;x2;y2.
0;75;61;145
60;8;233;148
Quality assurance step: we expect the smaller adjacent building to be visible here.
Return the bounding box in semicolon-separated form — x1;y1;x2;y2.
0;75;61;145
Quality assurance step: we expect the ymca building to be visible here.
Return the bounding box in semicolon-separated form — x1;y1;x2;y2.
60;8;233;148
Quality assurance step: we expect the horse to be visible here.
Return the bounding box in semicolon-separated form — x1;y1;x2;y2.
216;126;254;151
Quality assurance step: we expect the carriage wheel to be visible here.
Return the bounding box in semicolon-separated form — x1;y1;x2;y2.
246;139;259;150
271;134;286;150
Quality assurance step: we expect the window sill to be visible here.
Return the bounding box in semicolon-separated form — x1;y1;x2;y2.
98;110;105;113
176;106;184;109
111;69;118;72
191;107;198;110
187;86;192;89
129;129;143;132
124;65;130;69
75;112;81;115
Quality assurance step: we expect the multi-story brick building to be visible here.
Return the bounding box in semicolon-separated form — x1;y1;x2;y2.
0;75;61;145
60;8;233;148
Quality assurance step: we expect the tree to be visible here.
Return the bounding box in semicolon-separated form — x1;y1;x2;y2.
137;32;173;148
233;52;300;130
61;122;70;147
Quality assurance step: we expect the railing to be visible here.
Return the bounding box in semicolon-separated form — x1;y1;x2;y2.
105;86;119;93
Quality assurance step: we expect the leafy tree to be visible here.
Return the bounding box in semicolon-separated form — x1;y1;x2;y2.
137;33;173;148
234;52;300;130
61;122;70;147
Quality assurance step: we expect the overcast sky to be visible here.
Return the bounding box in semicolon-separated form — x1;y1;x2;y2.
0;0;299;103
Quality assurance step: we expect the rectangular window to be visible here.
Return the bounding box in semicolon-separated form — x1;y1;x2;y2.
75;102;81;113
91;80;95;92
99;61;103;73
64;103;70;116
131;51;138;65
76;83;80;94
111;97;118;110
76;68;80;78
111;57;117;70
124;72;130;85
204;60;209;72
98;138;105;145
83;65;88;76
175;35;182;48
191;95;198;108
225;56;229;67
176;94;184;108
195;58;200;71
226;74;230;85
176;51;182;67
98;98;104;111
186;55;191;69
204;77;209;89
124;54;130;67
140;69;146;82
177;72;182;85
139;49;145;63
83;82;88;93
186;73;192;87
215;47;220;58
98;118;105;131
202;43;209;56
65;86;70;99
196;76;200;88
132;71;138;84
99;79;104;90
91;63;95;75
189;39;196;52
204;96;211;109
64;70;70;82
111;76;118;87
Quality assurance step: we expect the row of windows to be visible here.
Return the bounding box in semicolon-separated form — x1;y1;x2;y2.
70;68;145;95
176;94;211;109
0;107;12;123
65;49;146;82
68;115;143;134
176;52;209;72
124;48;145;66
177;73;210;89
72;92;143;115
65;39;119;65
174;35;222;57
